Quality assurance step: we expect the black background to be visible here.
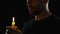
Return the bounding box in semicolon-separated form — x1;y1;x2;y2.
0;0;30;28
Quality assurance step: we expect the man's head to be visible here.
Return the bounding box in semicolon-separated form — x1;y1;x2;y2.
27;0;49;16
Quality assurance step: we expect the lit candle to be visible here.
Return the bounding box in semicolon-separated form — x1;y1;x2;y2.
11;17;16;29
12;17;15;26
5;17;22;34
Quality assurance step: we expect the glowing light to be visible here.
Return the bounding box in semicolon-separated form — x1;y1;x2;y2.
12;17;15;22
12;17;15;28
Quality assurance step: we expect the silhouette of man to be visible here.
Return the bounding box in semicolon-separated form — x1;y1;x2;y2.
22;0;60;34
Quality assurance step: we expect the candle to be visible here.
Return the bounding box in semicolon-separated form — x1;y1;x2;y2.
5;17;22;34
11;17;16;29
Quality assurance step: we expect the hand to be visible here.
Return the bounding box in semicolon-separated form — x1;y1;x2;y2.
5;26;22;34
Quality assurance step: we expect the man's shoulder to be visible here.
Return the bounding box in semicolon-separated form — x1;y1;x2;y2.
44;15;60;23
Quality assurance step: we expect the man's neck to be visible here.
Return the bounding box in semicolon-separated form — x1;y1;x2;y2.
35;9;52;21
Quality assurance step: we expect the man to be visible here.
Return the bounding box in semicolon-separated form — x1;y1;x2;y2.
22;0;60;34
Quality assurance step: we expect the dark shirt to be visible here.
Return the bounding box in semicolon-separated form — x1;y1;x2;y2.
22;15;60;34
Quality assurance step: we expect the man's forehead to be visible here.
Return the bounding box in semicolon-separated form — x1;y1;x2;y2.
27;0;48;1
27;0;45;2
27;0;48;2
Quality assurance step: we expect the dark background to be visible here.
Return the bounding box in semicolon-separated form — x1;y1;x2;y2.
0;0;32;33
0;0;59;34
0;0;30;28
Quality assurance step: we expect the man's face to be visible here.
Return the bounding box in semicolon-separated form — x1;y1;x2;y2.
27;0;47;15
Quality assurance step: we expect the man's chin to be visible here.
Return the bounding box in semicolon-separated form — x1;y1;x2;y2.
30;11;42;16
29;12;40;16
29;13;35;16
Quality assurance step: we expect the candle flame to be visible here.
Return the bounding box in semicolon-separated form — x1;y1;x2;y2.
12;17;15;22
